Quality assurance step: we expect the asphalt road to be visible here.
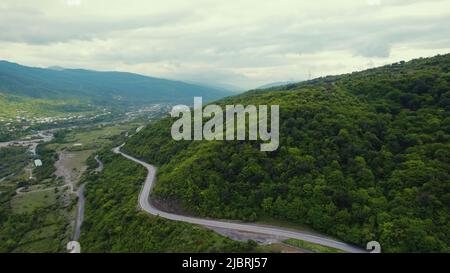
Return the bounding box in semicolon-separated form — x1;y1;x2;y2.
114;145;366;253
73;184;85;241
74;155;103;241
94;155;104;173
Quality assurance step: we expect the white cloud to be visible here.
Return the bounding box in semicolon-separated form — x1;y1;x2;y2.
0;0;449;89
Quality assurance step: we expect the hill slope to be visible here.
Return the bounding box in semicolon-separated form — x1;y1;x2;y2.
124;54;450;252
0;61;231;107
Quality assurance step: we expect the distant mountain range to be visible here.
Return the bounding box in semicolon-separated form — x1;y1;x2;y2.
256;81;298;90
0;61;232;107
182;80;244;94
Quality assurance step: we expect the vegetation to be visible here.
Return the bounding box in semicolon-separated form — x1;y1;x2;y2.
0;146;28;179
11;190;58;214
48;123;137;152
283;239;343;253
33;145;58;181
0;205;71;252
79;150;257;253
0;60;230;106
0;145;70;253
0;93;93;120
0;92;102;142
124;54;450;253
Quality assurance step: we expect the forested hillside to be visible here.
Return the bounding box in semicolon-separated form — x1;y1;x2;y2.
79;150;256;252
124;54;450;252
0;60;231;107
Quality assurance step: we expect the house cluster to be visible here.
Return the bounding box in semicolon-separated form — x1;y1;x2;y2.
0;110;112;133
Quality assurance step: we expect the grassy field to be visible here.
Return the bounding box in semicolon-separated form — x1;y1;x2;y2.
11;210;70;253
0;93;93;120
11;190;58;214
256;216;317;234
54;150;92;190
283;238;344;253
48;123;138;151
67;150;92;170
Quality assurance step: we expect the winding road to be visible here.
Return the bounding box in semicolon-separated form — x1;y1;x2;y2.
73;155;104;241
73;184;85;241
94;155;104;172
113;145;366;253
15;185;68;195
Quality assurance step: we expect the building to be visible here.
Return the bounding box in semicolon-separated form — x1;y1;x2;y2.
34;159;43;167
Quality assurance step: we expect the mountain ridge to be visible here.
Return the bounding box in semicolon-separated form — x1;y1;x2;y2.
123;53;450;253
0;60;232;106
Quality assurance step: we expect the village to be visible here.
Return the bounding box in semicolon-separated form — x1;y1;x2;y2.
0;110;113;135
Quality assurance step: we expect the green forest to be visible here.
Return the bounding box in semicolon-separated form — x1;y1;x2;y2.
0;144;69;253
79;150;257;252
124;54;450;252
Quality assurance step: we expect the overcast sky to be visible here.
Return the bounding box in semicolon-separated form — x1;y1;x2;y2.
1;0;450;89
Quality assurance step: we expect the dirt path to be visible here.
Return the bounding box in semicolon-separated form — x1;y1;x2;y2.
72;154;104;241
54;152;88;191
15;185;69;195
53;150;92;241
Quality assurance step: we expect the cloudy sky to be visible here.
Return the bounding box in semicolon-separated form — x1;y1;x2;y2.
1;0;450;89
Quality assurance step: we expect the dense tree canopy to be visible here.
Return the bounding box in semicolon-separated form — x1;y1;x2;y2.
80;150;256;253
124;54;450;252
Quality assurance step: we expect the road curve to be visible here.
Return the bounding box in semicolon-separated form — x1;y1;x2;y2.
94;155;104;173
16;184;69;195
113;145;366;253
74;155;104;240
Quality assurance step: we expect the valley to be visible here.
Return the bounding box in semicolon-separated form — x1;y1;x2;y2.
0;60;230;142
0;98;170;142
2;0;450;268
1;54;449;254
0;111;158;252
